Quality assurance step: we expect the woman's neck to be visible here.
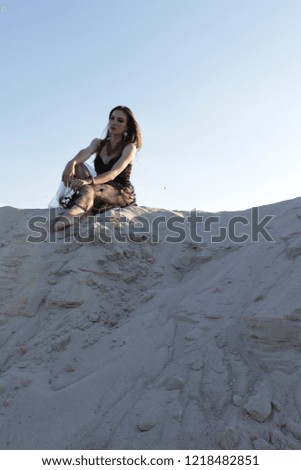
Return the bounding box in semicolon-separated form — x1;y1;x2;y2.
105;135;124;157
109;135;122;147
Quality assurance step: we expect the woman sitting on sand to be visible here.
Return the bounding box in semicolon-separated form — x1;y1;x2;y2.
53;105;142;231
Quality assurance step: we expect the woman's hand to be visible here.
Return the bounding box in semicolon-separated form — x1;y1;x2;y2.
70;177;90;192
62;160;76;187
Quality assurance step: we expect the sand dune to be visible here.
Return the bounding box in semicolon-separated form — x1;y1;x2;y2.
0;199;301;449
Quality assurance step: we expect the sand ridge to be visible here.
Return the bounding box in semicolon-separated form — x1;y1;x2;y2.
0;199;301;449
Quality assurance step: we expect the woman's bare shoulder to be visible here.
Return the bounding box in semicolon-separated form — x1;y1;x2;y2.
122;142;137;154
89;138;102;154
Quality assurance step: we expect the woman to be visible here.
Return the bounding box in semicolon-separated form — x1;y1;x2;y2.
53;105;142;231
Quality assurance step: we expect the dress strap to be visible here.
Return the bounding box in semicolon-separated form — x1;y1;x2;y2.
96;139;107;155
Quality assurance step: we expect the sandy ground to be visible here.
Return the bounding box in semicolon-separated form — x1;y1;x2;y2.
0;199;301;449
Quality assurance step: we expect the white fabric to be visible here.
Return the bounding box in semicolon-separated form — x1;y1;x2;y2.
48;162;97;208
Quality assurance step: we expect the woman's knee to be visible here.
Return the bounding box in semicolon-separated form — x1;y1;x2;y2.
75;163;91;180
74;184;95;211
81;184;95;196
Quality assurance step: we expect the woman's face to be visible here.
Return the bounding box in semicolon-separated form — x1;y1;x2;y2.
109;109;128;137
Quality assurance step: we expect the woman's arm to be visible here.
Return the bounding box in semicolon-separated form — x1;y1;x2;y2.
63;138;101;187
92;143;136;185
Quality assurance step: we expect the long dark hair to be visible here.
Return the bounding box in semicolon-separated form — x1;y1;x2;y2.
104;105;142;149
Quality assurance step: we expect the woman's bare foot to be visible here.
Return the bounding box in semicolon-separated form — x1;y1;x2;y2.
53;207;86;232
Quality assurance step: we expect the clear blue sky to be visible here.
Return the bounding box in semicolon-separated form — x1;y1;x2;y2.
1;0;301;212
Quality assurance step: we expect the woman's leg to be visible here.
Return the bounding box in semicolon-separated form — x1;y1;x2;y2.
53;185;95;231
53;183;134;231
67;183;130;215
74;163;91;180
70;185;96;213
